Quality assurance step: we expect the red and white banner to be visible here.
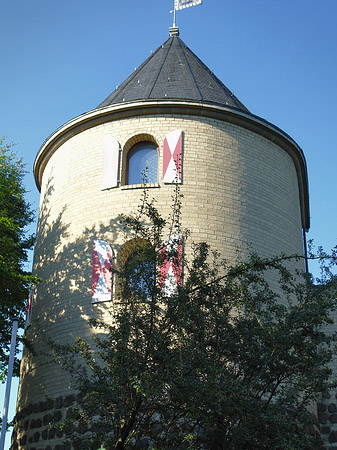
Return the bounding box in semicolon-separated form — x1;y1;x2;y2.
160;235;183;296
25;285;36;328
163;130;183;184
92;240;113;303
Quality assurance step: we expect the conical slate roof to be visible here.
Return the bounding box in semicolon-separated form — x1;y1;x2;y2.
98;32;249;113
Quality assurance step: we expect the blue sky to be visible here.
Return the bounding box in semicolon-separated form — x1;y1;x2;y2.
1;0;337;447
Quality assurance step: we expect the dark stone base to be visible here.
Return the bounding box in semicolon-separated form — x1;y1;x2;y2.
11;393;83;450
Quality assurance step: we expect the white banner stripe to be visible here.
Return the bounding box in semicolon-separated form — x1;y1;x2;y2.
101;137;120;190
175;0;202;11
166;129;182;155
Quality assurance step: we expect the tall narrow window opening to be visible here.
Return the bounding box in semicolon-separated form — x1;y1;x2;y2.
117;238;156;299
127;142;158;185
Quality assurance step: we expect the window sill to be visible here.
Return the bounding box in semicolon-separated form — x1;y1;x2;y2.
121;183;160;190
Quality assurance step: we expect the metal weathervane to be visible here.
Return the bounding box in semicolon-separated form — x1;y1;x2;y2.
171;0;203;27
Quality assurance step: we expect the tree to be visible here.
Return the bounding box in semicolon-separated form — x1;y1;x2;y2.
53;189;337;450
0;137;37;380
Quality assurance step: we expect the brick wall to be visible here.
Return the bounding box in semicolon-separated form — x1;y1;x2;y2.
14;108;305;449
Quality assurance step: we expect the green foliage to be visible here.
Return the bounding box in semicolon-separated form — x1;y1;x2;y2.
54;189;337;450
0;137;38;378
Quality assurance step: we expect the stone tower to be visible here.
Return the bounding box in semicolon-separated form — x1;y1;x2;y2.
13;28;309;449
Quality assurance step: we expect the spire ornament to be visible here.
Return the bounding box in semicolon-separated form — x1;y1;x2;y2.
171;0;202;27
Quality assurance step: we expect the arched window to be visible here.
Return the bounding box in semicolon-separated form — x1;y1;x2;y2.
127;142;158;185
117;238;156;299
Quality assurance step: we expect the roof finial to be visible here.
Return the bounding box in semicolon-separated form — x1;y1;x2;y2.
171;0;177;28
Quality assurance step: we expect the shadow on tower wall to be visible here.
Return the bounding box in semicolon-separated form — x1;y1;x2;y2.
13;176;123;449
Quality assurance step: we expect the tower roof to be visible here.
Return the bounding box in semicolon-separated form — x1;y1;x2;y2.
97;32;249;112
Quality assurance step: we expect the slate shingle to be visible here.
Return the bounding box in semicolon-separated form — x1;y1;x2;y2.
97;35;249;113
